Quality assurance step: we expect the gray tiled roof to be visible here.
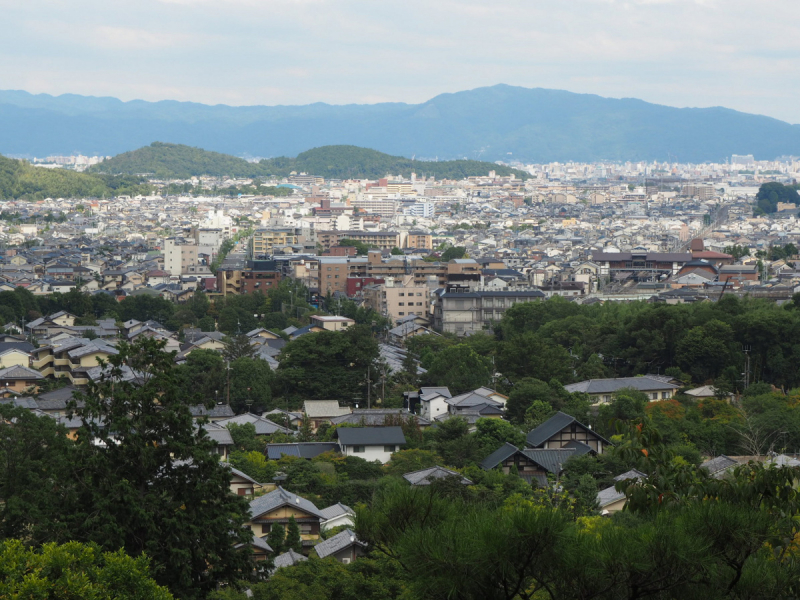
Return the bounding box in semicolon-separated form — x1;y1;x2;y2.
0;365;43;380
249;486;324;520
330;409;430;427
562;440;594;456
520;448;576;474
335;426;406;447
564;376;680;395
189;404;235;418
526;412;576;447
318;502;354;521
216;413;293;435
266;442;339;460
700;455;739;477
403;466;473;486
597;485;627;508
313;529;366;559
272;548;307;569
303;400;351;418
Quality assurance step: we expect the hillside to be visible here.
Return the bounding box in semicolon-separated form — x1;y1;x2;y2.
89;142;268;178
2;85;800;162
0;155;150;200
91;143;528;180
259;145;528;180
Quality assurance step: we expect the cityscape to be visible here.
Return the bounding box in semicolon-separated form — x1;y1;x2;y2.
2;0;800;598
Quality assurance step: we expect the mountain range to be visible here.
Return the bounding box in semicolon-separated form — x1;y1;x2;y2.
1;84;799;163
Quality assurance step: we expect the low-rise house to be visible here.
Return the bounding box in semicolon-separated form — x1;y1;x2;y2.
247;487;325;550
223;464;265;497
335;426;406;463
330;408;430;428
201;422;235;460
0;365;44;396
303;400;352;432
272;549;307;569
215;413;294;436
0;341;35;369
189;403;235;422
526;411;612;454
319;502;355;531
596;469;646;514
312;529;367;564
564;376;681;403
479;442;584;486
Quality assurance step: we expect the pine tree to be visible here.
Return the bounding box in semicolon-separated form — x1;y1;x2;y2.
266;524;285;555
285;516;303;553
68;337;253;600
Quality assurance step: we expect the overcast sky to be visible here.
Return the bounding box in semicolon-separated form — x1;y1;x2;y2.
1;0;798;123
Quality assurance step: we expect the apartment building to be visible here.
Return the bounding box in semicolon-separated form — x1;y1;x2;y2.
403;231;433;250
32;338;119;386
351;198;397;218
362;279;429;322
318;257;369;296
251;229;300;257
217;260;282;296
164;238;199;276
317;231;401;252
433;289;546;335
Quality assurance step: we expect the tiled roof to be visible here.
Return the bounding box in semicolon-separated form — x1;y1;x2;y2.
272;548;307;569
249;486;324;520
335;426;406;447
313;529;366;559
266;442;339;460
403;466;473;486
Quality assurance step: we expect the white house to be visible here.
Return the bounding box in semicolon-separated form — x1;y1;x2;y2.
335;426;406;464
418;387;452;421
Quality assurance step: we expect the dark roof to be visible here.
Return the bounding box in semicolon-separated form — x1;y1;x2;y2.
520;448;576;474
526;412;576;447
591;252;691;262
700;455;739;477
189;404;235;419
562;440;595;456
526;411;612;448
249;486;324;520
335;426;406;447
0;341;34;354
480;442;520;470
266;442;339;460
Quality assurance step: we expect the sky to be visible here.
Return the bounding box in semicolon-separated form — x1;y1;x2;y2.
1;0;799;123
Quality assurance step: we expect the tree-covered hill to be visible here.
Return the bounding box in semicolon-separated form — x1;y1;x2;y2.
91;142;529;180
258;145;529;180
0;154;150;200
88;141;267;178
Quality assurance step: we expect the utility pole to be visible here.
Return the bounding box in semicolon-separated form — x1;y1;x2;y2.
366;366;372;409
226;361;231;406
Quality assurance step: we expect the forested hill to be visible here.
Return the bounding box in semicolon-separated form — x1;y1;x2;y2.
257;145;530;180
89;142;267;178
0;155;151;200
91;143;529;180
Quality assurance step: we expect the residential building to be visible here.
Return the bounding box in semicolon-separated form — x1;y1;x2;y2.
526;411;612;454
335;426;406;463
564;376;681;403
312;529;368;564
433;289;546;335
246;487;324;551
362;279;428;322
309;315;354;331
164;238;199;276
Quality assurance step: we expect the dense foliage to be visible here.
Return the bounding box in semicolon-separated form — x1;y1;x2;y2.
0;154;151;200
258;145;530;180
754;182;800;215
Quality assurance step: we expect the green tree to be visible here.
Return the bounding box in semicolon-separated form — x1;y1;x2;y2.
265;523;285;556
285;516;303;553
223;333;257;361
384;448;444;477
423;344;491;394
0;539;173;600
441;246;467;261
68;338;253;599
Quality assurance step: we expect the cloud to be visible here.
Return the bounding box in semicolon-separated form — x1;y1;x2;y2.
0;0;797;123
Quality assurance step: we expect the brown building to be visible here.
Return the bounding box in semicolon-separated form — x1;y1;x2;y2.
405;231;433;250
217;260;282;295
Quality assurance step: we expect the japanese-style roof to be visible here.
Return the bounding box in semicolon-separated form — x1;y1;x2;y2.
564;376;680;395
526;412;578;447
335;426;406;447
479;442;520;470
273;548;307;569
403;466;473;486
314;529;366;559
700;455;739;477
0;365;43;380
303;400;351;418
561;440;595;456
215;413;293;436
318;502;354;521
520;448;576;474
189;404;235;419
249;486;324;520
266;442;339;460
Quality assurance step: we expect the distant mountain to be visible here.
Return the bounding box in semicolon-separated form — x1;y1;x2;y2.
91;142;530;180
1;85;799;162
0;155;150;200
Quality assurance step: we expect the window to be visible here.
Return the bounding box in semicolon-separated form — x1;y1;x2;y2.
398;302;404;306
662;392;670;399
352;445;365;453
651;393;658;400
399;293;404;296
417;302;423;306
299;524;312;535
261;524;272;534
399;312;404;316
384;445;396;453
